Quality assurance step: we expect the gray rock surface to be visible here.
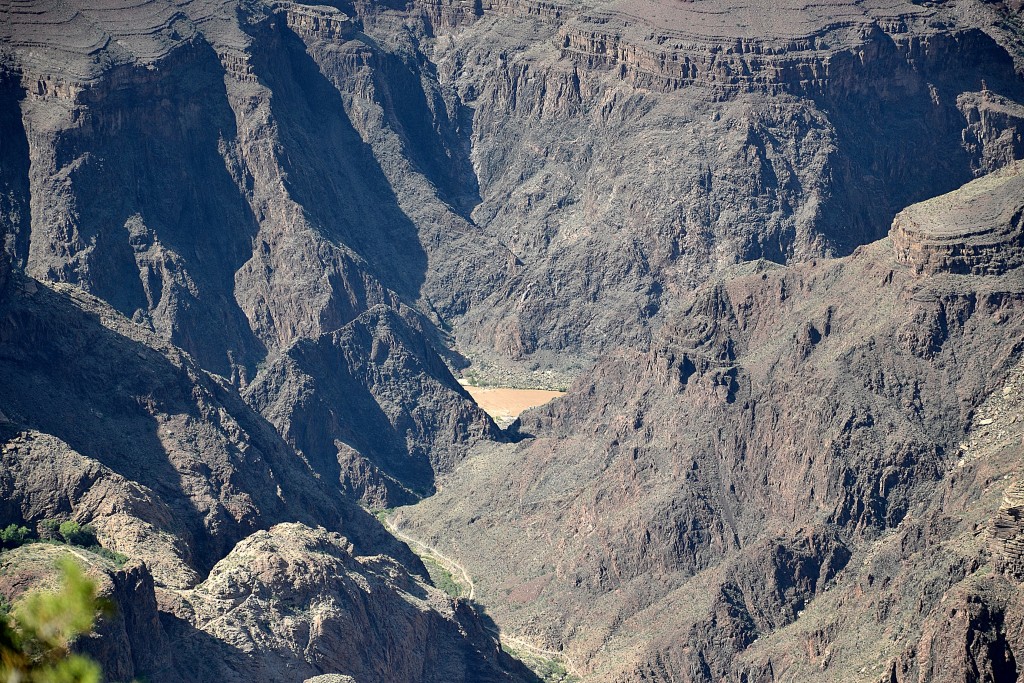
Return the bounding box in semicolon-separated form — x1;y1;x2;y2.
398;174;1024;680
245;304;501;506
0;0;1023;681
892;158;1024;275
158;522;530;683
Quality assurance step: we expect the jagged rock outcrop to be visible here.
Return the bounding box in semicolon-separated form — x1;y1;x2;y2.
246;305;500;506
994;479;1024;581
1;0;1024;680
892;159;1024;275
959;90;1024;170
159;523;529;683
0;271;409;587
397;170;1024;681
0;526;532;683
0;542;171;682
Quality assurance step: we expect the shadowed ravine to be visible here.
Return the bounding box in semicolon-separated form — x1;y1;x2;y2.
0;0;1023;682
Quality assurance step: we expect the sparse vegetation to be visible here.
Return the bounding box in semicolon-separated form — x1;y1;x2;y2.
501;643;579;683
36;519;61;542
0;557;109;683
84;546;128;567
1;520;126;565
421;556;464;598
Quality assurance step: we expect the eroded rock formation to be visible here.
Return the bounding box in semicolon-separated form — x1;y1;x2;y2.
398;171;1024;681
0;0;1023;680
892;159;1024;275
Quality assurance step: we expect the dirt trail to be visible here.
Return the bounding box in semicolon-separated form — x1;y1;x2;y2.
384;517;476;601
384;516;582;678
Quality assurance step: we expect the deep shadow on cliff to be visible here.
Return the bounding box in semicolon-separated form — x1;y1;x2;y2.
399;162;1024;681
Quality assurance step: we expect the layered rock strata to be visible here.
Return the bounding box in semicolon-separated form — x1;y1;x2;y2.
891;159;1024;275
398;169;1024;681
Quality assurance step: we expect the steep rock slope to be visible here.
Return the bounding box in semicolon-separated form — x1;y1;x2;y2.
397;163;1024;681
160;523;528;683
0;268;413;587
0;264;532;681
246;304;501;506
731;355;1024;683
415;0;1024;380
0;526;534;683
1;0;1023;680
0;0;500;505
4;0;1023;388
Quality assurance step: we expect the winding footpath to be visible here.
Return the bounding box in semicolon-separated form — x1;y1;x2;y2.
384;517;476;601
383;516;582;679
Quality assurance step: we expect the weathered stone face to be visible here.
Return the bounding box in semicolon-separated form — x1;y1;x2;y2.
399;182;1024;680
1;0;1023;681
4;0;1023;386
891;159;1024;276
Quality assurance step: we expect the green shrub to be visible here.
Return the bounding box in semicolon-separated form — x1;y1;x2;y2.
0;557;109;682
0;524;31;549
86;546;128;567
57;522;98;548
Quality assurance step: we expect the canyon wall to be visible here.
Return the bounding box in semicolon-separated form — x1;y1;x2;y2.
1;0;1023;680
400;165;1024;680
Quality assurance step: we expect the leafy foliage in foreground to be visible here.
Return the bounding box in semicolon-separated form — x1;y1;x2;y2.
0;557;109;683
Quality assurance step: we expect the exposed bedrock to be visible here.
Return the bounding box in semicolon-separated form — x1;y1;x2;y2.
246;304;500;507
1;2;1024;679
402;0;1024;377
994;480;1024;581
8;0;1022;384
4;0;1024;380
21;38;268;378
158;523;531;683
399;169;1024;680
0;272;411;588
891;158;1024;275
0;525;532;683
1;0;499;507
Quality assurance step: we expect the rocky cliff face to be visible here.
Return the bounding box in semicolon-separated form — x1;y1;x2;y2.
398;167;1024;681
0;267;528;680
1;0;1023;680
160;523;528;683
398;0;1024;382
892;159;1024;275
0;526;532;683
245;305;501;506
5;0;1022;388
0;0;503;507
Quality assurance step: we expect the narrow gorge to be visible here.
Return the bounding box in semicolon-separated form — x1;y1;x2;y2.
0;0;1022;681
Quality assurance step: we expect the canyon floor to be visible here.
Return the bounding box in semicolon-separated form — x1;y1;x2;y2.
0;0;1023;681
